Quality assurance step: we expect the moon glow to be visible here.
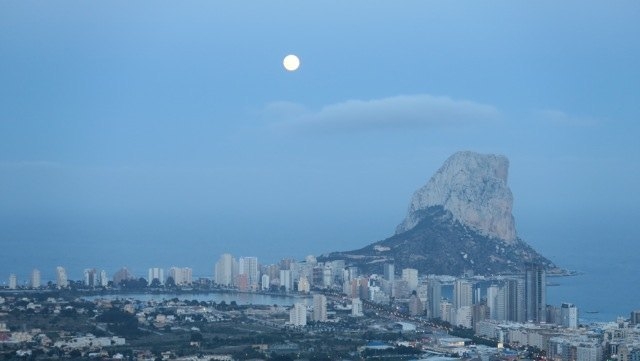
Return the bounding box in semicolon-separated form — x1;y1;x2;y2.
283;54;300;71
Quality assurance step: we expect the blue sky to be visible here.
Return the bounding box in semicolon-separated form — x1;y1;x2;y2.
1;1;639;279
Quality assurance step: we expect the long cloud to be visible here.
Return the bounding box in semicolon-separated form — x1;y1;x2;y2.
267;94;501;133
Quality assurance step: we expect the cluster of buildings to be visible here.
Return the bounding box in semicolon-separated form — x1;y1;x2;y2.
6;269;42;289
434;263;551;329
4;266;195;289
4;256;566;333
4;256;640;357
215;256;556;330
473;313;640;361
146;267;193;286
212;254;640;361
0;258;578;333
286;293;364;327
2;264;640;361
5;267;104;289
0;296;125;356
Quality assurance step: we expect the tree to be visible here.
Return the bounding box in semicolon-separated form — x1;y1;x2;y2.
270;354;294;361
232;346;263;360
119;278;147;290
97;309;140;337
190;332;203;342
60;307;77;318
310;352;332;361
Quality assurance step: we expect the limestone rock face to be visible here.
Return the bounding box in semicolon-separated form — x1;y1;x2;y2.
396;151;517;244
319;151;561;275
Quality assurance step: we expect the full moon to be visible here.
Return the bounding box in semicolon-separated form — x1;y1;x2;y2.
283;54;300;72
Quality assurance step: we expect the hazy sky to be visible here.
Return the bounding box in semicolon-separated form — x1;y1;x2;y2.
1;1;639;279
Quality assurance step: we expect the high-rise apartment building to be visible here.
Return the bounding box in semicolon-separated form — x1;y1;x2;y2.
487;284;500;320
402;268;419;291
495;286;507;321
235;273;249;291
454;279;473;309
560;302;578;329
322;266;332;288
280;269;292;291
409;293;424;316
239;256;259;289
289;302;307;326
472;303;490;328
148;268;164;285
113;267;133;285
265;264;280;282
352;298;363;317
84;268;98;287
346;267;358;282
99;270;108;287
506;278;525;322
56;266;68;288
427;279;442;319
298;276;310;293
329;260;345;285
31;269;41;289
312;266;324;287
525;263;546;323
383;263;395;282
440;300;453;323
8;274;17;289
455;306;473;328
313;294;327;322
380;263;394;297
214;253;235;286
261;274;270;290
358;277;369;300
169;267;192;286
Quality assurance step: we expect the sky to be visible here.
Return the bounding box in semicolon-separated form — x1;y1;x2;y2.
1;1;639;281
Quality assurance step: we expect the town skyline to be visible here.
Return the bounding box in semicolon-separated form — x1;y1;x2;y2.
0;252;628;324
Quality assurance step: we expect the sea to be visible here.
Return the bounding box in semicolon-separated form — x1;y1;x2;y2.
519;213;640;324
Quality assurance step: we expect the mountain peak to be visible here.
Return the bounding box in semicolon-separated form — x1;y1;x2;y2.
319;151;558;276
396;151;517;244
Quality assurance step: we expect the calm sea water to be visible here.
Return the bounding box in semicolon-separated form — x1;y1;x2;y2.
518;212;640;324
546;271;640;323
